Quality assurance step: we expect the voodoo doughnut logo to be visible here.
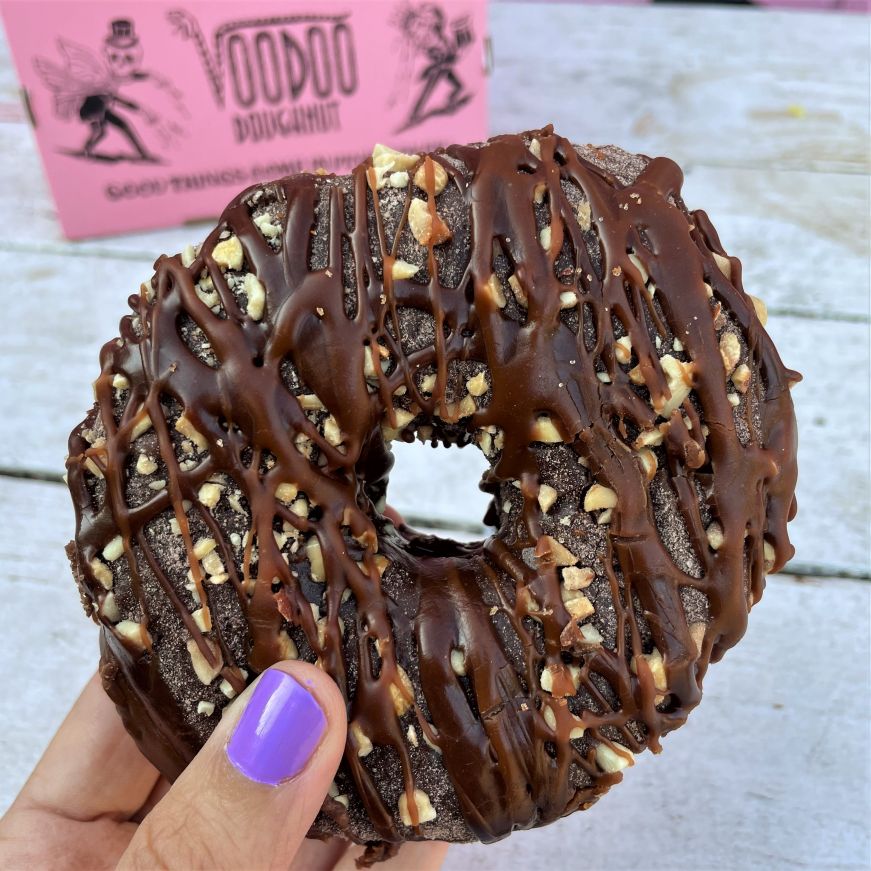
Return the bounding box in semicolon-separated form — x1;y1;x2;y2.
33;19;187;164
167;10;356;143
389;2;474;132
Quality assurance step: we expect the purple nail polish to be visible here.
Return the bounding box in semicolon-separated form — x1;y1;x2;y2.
226;669;327;785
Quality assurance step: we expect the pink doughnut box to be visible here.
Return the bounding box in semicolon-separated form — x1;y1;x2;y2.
1;0;489;239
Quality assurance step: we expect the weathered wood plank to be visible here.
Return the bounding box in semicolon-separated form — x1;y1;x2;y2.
1;123;865;322
1;242;867;575
489;5;869;174
0;476;96;814
0;250;154;473
0;6;868;264
763;315;870;577
441;575;870;871
681;165;869;322
2;7;867;173
1;476;867;869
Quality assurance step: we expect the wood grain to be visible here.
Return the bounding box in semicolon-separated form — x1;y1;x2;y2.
1;476;867;870
0;8;868;868
3;245;865;575
442;572;871;871
489;5;870;174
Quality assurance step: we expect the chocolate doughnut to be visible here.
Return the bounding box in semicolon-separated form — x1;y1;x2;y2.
65;126;799;856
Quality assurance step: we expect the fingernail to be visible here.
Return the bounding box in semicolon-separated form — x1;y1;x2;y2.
226;669;327;785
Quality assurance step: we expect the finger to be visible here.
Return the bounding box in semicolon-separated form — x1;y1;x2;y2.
119;661;346;871
336;840;449;871
129;777;170;823
11;672;160;822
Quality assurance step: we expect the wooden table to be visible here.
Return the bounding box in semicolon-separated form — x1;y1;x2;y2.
1;4;868;869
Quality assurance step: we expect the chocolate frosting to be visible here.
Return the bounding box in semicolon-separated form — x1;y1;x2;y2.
66;127;799;848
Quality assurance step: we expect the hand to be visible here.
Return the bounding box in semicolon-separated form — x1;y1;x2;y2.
0;661;448;871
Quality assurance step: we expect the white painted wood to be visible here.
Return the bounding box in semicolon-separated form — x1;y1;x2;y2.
0;477;96;812
1;476;867;869
0;5;868;869
1;119;865;322
442;573;871;871
763;316;870;577
681;165;870;322
0;121;214;259
4;266;864;575
388;440;493;536
0;250;155;473
489;4;870;174
2;7;867;174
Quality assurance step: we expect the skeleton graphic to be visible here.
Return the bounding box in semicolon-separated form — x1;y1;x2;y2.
34;19;186;163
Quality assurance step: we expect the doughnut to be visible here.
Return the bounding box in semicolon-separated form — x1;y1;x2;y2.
65;126;799;857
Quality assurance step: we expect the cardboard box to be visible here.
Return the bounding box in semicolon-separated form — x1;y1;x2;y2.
1;0;489;238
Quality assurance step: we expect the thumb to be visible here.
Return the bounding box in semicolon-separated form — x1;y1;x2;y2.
119;661;347;871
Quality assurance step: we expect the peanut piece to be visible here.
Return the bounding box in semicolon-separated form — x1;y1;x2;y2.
413;159;447;194
584;484;617;512
212;235;243;271
398;789;437;826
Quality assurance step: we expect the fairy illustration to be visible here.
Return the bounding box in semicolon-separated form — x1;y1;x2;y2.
33;19;186;163
390;3;474;132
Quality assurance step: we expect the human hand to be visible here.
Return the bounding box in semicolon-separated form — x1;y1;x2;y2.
0;660;448;870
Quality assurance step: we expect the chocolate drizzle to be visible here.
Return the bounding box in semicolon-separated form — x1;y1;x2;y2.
66;127;799;848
